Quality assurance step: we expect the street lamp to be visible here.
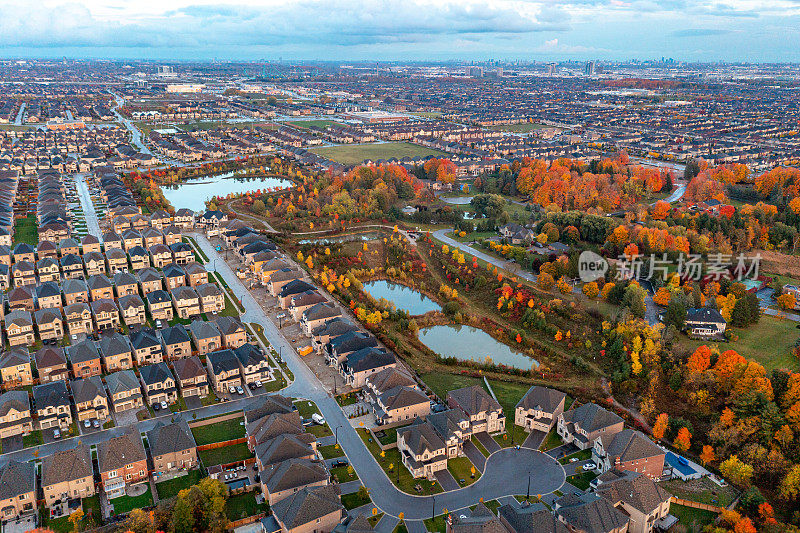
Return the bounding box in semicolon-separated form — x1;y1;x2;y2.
526;471;531;502
431;495;435;520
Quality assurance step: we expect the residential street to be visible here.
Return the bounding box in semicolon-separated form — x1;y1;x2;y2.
74;174;103;240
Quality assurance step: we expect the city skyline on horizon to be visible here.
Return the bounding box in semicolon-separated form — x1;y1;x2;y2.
5;0;800;63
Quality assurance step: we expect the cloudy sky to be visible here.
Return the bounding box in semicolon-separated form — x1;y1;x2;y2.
3;0;799;62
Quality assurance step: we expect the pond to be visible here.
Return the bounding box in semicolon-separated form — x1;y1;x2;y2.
162;172;292;211
419;325;538;369
440;195;474;205
363;280;441;315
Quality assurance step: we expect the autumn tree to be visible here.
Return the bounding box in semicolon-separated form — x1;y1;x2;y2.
673;426;692;451
699;445;715;466
582;282;599;299
652;413;668;440
778;293;797;312
720;455;754;487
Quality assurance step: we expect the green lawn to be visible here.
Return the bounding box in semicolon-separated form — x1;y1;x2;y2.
169;397;188;413
566;470;598;491
200;390;219;406
540;429;562;451
330;465;358;482
155;469;204;499
559;449;592;465
225;491;269;521
198;442;254;466
23;430;43;448
487;122;553;133
111;485;154;515
472;438;490;457
447;456;480;486
82;495;102;527
286;120;343;129
310;142;446;166
660;478;737;507
341;490;371;510
669;503;719;532
424;514;447;533
13;215;38;245
676;316;799;371
319;444;345;460
394;521;409;533
357;428;442;495
191;416;246;445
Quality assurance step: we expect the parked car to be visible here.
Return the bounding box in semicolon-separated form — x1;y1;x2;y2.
229;386;236;394
332;459;348;468
92;420;100;428
255;380;262;388
583;463;595;471
160;401;168;410
53;429;60;439
235;386;244;395
153;402;161;411
83;420;91;429
312;413;326;425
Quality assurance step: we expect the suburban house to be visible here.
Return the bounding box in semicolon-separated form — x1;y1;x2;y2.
139;362;178;406
447;385;505;435
114;271;140;298
261;458;329;506
159;325;192;359
64;303;94;336
36;257;60;282
130;328;165;365
684;307;727;339
0;390;34;438
499;223;536;245
172;285;201;319
105;370;144;412
255;433;317;471
67;339;103;378
498;503;570;533
163;263;187;290
374;385;430;426
5;309;34;346
34;346;69;383
300;302;342;336
62;278;89;305
36;281;63;309
118;294;146;326
97;429;148;499
514;386;567;433
41;444;96;508
448;502;508;533
557;403;625;451
0;348;33;388
99;332;134;372
184;261;208;287
7;286;35;311
173;356;209;397
554;492;630;533
87;274;114;301
206;349;242;393
0;461;36;520
33;380;72;430
33;307;65;341
149;244;173;268
146;289;174;321
217;316;247;348
71;375;110;422
189;319;222;355
288;290;328;322
593;470;672;533
90;298;120;330
234;343;272;385
341;347;396;388
271;485;343;533
593;429;666;480
128;246;150;270
147;420;198;475
196;283;225;314
397;419;448;479
83;251;107;276
325;331;380;366
170;242;195;265
137;267;164;294
81;235;103;254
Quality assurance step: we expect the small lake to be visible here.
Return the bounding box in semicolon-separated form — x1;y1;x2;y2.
163;172;292;211
440;195;474;205
363;280;441;315
419;325;538;369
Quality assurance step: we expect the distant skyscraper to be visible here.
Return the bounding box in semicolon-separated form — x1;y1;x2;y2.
156;65;175;77
465;66;484;77
547;63;556;76
584;61;595;76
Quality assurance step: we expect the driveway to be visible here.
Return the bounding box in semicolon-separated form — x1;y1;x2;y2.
1;435;22;454
2;515;36;533
546;443;579;459
185;395;202;410
522;430;547;450
474;432;501;454
462;440;487;472
434;469;460;492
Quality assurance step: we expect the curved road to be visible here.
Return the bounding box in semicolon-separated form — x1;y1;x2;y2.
110;92;152;155
188;234;566;519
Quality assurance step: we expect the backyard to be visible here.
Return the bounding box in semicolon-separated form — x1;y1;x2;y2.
190;416;246;445
13;215;38;245
155;469;205;499
225;491;269;521
310;142;446;166
111;486;154;516
198;442;254;466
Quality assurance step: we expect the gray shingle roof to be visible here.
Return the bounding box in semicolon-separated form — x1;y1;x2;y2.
42;444;92;488
272;485;342;529
0;460;35;500
146;420;196;458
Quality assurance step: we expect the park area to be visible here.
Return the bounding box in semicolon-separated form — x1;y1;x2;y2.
486;122;554;133
310;142;446;165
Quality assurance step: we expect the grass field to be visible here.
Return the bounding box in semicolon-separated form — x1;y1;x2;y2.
191;416;246;445
341;490;371;510
13;215;38;245
310;142;446;165
111;485;153;515
487;123;553;133
225;491;269;521
155;469;204;499
669;503;719;532
676;316;799;371
198;442;254;466
447;456;480;486
285;119;343;129
357;428;443;495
